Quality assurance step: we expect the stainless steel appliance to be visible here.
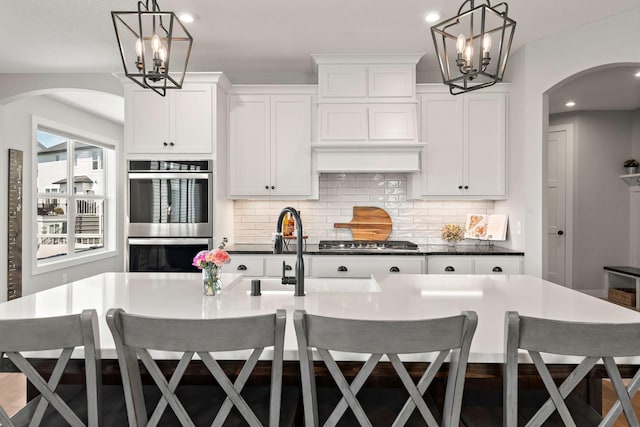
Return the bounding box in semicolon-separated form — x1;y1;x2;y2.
318;240;418;252
127;160;213;272
128;160;213;237
128;238;211;272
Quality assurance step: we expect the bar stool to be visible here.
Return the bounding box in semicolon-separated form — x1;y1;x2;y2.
106;308;298;426
504;311;640;427
294;309;477;427
0;309;127;426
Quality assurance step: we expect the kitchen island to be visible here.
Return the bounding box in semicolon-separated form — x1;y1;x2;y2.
1;272;639;411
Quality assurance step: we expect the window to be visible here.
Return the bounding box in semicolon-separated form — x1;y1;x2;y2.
35;123;116;269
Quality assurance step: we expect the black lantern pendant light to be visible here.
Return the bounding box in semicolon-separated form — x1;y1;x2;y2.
112;0;193;96
431;0;516;95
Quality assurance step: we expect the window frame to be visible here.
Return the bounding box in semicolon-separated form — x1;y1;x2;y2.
32;116;118;274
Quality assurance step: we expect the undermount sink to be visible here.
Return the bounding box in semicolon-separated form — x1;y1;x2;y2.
227;277;382;293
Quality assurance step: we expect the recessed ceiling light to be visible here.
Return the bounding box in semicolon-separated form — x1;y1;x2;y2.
635;71;640;78
565;101;576;107
425;12;440;23
179;13;195;23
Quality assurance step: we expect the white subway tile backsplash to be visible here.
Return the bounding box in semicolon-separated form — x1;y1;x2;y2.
233;173;496;244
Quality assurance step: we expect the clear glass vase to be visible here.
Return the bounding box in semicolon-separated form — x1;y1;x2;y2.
202;267;222;296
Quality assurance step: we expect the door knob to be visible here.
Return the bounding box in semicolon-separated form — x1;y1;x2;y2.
557;230;564;236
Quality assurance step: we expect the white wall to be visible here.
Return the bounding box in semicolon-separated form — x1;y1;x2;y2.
550;111;632;290
0;95;124;300
495;7;640;276
234;173;495;245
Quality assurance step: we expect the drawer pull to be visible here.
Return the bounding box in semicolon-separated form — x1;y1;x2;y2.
237;264;247;271
284;264;292;271
337;266;348;272
492;266;503;273
445;266;455;272
389;266;400;273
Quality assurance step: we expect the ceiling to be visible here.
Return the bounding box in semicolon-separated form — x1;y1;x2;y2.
4;1;640;117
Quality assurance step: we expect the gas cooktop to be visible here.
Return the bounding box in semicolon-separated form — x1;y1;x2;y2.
318;240;419;251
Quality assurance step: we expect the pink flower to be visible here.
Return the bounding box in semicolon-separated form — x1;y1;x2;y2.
192;239;231;270
211;250;230;266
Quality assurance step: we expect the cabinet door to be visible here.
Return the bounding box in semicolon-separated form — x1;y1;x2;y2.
228;95;271;196
226;255;264;277
270;96;312;196
319;66;367;98
171;84;213;153
318;104;368;141
312;256;423;278
427;256;473;274
419;94;464;196
464;93;506;197
474;257;522;274
127;87;171;154
368;66;414;98
368;104;417;141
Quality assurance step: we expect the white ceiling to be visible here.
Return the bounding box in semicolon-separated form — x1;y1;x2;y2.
4;0;640;116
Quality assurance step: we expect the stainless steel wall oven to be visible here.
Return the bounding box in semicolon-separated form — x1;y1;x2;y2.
127;160;213;272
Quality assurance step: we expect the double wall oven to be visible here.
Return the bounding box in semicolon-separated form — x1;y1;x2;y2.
127;160;213;272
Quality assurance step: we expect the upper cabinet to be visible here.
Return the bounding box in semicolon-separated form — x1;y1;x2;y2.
125;83;214;155
410;85;508;199
228;87;315;199
312;55;425;173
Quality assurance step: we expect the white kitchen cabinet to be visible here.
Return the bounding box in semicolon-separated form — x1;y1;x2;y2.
411;85;507;199
311;256;424;278
318;103;417;142
125;84;213;154
226;255;264;277
228;93;312;198
427;255;523;274
315;58;418;101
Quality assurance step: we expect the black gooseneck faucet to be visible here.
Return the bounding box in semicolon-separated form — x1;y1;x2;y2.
274;207;304;296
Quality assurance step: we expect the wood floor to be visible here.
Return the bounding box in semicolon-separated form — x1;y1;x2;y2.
0;374;638;423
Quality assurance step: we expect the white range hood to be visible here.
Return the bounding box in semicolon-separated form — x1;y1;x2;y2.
311;54;425;173
313;142;424;172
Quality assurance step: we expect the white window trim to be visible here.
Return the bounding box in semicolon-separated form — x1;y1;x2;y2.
32;116;119;275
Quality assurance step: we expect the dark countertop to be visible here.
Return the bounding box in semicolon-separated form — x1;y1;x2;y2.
225;243;524;256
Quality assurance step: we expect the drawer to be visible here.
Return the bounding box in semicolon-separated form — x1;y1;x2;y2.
226;255;264;277
311;256;423;278
474;257;523;274
427;257;473;274
264;255;311;277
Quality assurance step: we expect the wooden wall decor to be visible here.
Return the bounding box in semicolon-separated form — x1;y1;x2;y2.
8;149;23;300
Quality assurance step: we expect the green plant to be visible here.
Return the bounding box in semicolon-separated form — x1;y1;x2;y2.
624;159;639;168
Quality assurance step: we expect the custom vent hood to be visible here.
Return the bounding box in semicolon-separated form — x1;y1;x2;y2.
311;54;425;173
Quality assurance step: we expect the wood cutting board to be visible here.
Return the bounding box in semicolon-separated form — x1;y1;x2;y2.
334;207;392;241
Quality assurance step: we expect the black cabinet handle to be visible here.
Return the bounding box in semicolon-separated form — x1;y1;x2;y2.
284;264;292;271
458;185;463;190
464;185;469;189
445;266;455;272
169;142;175;147
389;266;400;273
265;185;269;190
237;264;247;271
557;230;564;236
337;266;348;272
163;142;168;147
492;266;503;273
271;185;275;190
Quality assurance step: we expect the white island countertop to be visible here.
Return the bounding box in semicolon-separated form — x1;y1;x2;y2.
1;272;640;363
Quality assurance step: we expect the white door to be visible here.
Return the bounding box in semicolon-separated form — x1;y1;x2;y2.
546;126;570;286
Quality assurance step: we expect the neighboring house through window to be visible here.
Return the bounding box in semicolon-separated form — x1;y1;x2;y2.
35;119;117;270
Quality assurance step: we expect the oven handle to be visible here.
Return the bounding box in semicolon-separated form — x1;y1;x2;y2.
128;172;211;180
128;238;211;245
